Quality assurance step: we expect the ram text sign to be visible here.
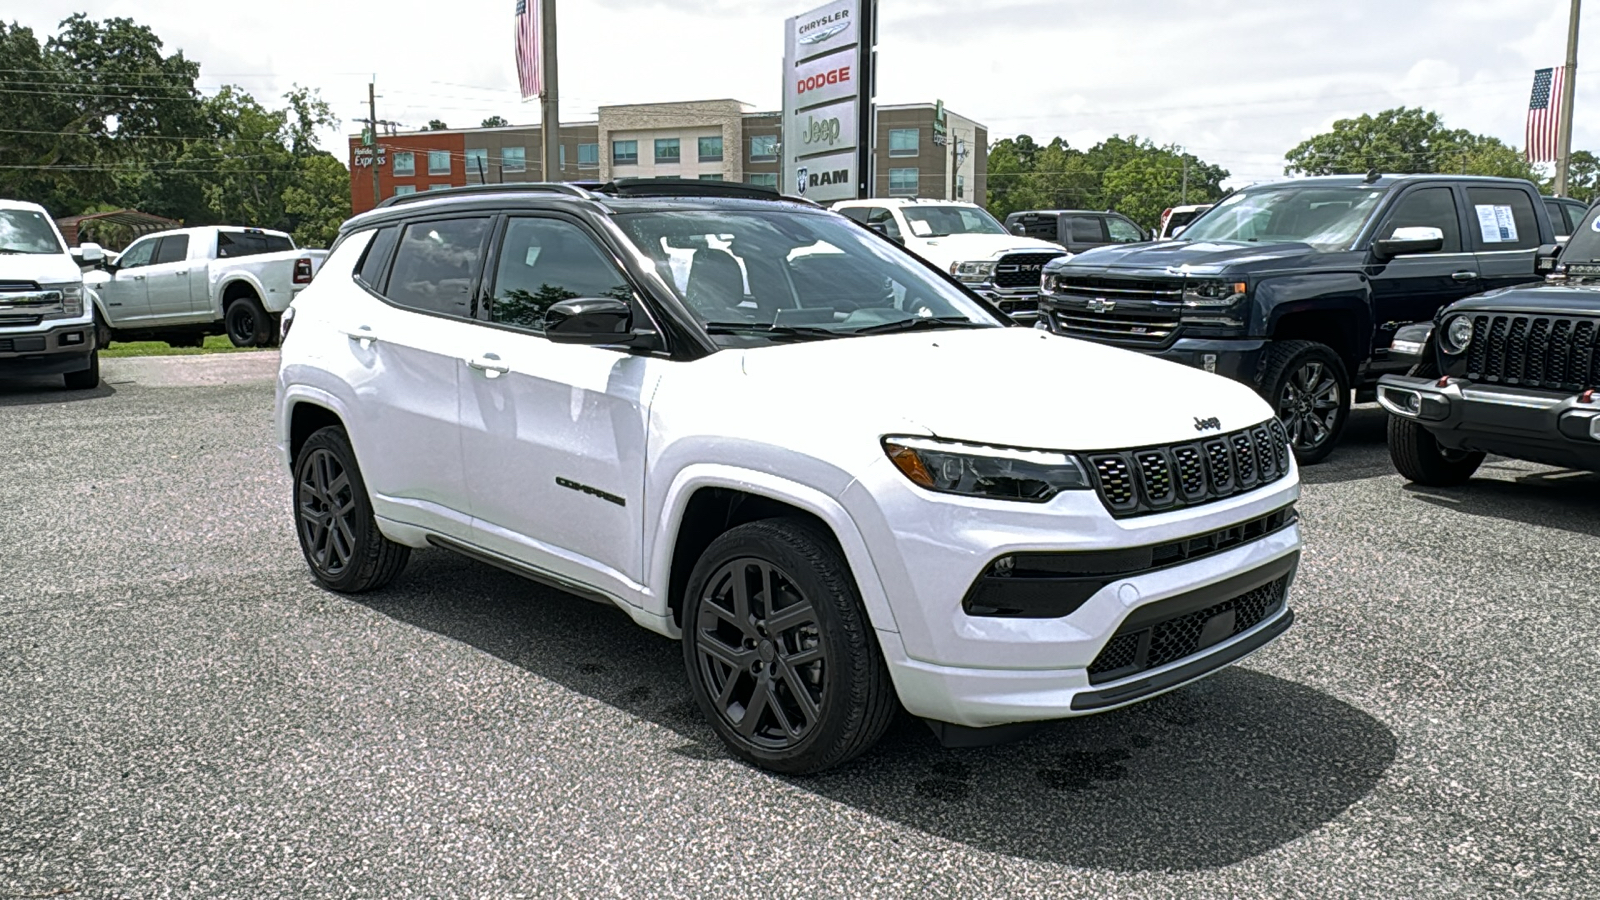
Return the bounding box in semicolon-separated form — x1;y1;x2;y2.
782;0;872;203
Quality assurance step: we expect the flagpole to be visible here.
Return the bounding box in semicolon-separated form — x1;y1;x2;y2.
1556;0;1581;196
539;0;560;182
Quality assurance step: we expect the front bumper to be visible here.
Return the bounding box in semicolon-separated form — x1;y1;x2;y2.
0;320;96;376
1378;374;1600;470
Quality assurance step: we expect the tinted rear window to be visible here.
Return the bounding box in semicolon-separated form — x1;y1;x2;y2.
217;231;294;258
154;234;189;264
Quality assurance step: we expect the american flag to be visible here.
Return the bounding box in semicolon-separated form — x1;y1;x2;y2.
1526;66;1564;163
515;0;541;100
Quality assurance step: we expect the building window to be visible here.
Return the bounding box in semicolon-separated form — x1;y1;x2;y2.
465;148;488;177
749;135;778;162
560;144;567;168
428;151;451;175
393;185;416;196
698;136;723;162
889;129;919;157
655;138;680;164
613;140;638;165
699;174;725;181
747;173;778;188
502;147;526;172
889;167;919;196
956;174;965;200
578;143;599;168
392;151;415;176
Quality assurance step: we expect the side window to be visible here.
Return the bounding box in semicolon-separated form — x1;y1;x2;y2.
384;217;492;317
117;239;156;269
1067;217;1104;243
1106;217;1143;243
1464;187;1539;250
837;207;870;224
866;208;901;240
355;226;399;290
1544;199;1570;234
1379;187;1462;252
153;234;189;265
488;218;633;333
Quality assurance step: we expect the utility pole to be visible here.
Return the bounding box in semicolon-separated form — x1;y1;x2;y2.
368;81;381;209
539;0;559;181
1556;0;1582;196
1181;156;1189;205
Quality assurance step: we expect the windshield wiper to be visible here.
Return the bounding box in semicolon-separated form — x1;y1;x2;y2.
703;322;839;341
846;316;990;336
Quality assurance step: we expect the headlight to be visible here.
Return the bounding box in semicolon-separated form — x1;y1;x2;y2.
41;282;83;318
882;436;1092;502
949;261;997;284
1440;315;1474;355
1181;280;1247;307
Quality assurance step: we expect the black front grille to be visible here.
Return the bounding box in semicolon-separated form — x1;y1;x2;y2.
1050;274;1186;301
1046;275;1185;345
1087;576;1288;683
1052;309;1182;346
1463;312;1600;391
1086;420;1292;518
993;252;1064;290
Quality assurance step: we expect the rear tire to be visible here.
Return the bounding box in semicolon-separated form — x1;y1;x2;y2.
225;295;271;347
1259;340;1351;465
682;518;895;774
1387;416;1484;486
293;426;410;593
63;351;99;390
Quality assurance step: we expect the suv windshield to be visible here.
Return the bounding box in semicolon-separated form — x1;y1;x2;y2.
613;209;1002;344
0;209;65;255
900;205;1007;238
1178;185;1385;249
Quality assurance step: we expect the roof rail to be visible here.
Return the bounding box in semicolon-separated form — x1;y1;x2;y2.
375;182;595;209
595;177;819;206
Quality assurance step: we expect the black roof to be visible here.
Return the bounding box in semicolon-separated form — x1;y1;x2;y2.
1240;173;1541;191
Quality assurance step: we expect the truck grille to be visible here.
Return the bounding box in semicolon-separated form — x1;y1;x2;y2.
1086;420;1292;518
1046;275;1184;345
1053;309;1181;346
1463;313;1600;391
1087;575;1288;684
993;252;1064;290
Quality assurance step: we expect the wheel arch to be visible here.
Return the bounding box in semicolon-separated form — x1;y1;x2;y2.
1255;274;1371;377
219;275;265;310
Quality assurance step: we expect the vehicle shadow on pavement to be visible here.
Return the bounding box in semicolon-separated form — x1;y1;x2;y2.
1298;406;1394;486
0;380;116;406
1402;468;1600;538
355;551;1398;873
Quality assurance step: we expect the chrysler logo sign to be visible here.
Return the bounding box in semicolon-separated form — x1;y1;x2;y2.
798;20;849;44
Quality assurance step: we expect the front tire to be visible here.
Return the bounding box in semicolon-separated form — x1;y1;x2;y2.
63;351;99;390
225;295;271;347
1259;340;1351;465
293;426;410;593
1387;416;1484;486
682;519;895;775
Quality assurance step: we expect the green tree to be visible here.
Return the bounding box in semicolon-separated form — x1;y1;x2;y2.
986;134;1229;229
283;152;351;247
1561;150;1599;202
425;119;449;131
481;115;510;128
1284;107;1539;181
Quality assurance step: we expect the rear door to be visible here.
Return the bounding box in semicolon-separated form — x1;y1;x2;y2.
1466;185;1543;294
1366;184;1474;350
144;234;195;320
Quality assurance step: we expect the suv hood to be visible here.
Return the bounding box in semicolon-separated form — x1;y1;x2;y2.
1051;240;1323;275
912;234;1066;269
737;327;1272;451
0;252;82;285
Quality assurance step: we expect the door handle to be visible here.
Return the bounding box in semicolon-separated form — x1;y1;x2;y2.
340;325;380;348
132;274;145;281
1451;271;1479;282
467;353;510;377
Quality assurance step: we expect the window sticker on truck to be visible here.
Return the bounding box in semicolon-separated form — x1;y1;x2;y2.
1475;204;1518;243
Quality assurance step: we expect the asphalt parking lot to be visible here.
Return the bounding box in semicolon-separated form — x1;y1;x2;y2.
2;355;1597;899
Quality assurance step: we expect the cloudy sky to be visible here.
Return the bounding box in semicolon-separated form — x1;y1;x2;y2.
16;0;1595;185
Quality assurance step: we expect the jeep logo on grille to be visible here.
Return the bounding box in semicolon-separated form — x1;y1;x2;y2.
1087;297;1116;313
1194;416;1222;432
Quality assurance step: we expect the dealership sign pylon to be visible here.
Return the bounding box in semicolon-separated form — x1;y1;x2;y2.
782;0;877;202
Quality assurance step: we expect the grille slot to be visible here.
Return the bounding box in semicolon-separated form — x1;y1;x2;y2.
1087;576;1288;683
1087;423;1292;518
1463;312;1600;390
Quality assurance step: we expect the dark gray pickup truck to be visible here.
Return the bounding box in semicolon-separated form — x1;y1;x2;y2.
1038;174;1555;463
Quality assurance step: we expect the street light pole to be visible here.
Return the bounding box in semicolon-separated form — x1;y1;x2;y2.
1556;0;1582;196
539;0;560;182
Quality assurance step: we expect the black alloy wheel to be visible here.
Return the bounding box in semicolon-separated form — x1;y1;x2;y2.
1260;340;1351;465
225;297;270;347
292;426;409;592
694;557;828;750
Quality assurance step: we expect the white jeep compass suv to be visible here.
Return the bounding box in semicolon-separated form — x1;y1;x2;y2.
275;179;1301;774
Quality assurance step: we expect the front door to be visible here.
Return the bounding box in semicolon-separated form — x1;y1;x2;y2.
97;237;155;322
1366;185;1475;358
144;234;195;321
457;214;656;597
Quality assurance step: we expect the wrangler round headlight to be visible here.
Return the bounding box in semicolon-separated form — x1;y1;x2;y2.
1441;315;1474;355
882;436;1091;502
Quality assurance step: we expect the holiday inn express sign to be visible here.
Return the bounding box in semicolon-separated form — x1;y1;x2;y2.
782;0;876;202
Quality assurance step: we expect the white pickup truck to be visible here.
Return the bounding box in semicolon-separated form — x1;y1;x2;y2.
85;226;328;348
0;199;104;388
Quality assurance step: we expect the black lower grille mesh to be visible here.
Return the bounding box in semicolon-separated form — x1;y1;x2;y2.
1087;576;1288;683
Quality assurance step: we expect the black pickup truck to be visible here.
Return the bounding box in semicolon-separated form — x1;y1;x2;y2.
1038;174;1555;462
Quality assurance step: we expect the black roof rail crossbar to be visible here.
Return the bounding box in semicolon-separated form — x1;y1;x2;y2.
376;182;595;208
595;177;818;206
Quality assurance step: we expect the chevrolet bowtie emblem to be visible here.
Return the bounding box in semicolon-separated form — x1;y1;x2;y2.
1087;297;1115;313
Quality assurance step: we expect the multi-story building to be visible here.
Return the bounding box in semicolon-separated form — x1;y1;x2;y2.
347;99;986;214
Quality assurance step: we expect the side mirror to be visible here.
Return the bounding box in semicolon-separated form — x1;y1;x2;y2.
71;242;106;266
867;222;904;245
544;297;637;345
1535;242;1562;274
1010;222;1027;236
1373;226;1445;259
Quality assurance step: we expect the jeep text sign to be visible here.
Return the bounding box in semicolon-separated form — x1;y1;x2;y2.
782;0;874;204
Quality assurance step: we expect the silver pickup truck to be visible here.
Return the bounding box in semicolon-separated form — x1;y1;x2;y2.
86;226;327;348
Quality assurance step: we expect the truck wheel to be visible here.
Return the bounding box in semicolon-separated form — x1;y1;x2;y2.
1259;340;1351;465
682;518;896;775
63;350;100;390
225;296;271;347
293;426;410;593
94;310;113;349
1387;416;1484;486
